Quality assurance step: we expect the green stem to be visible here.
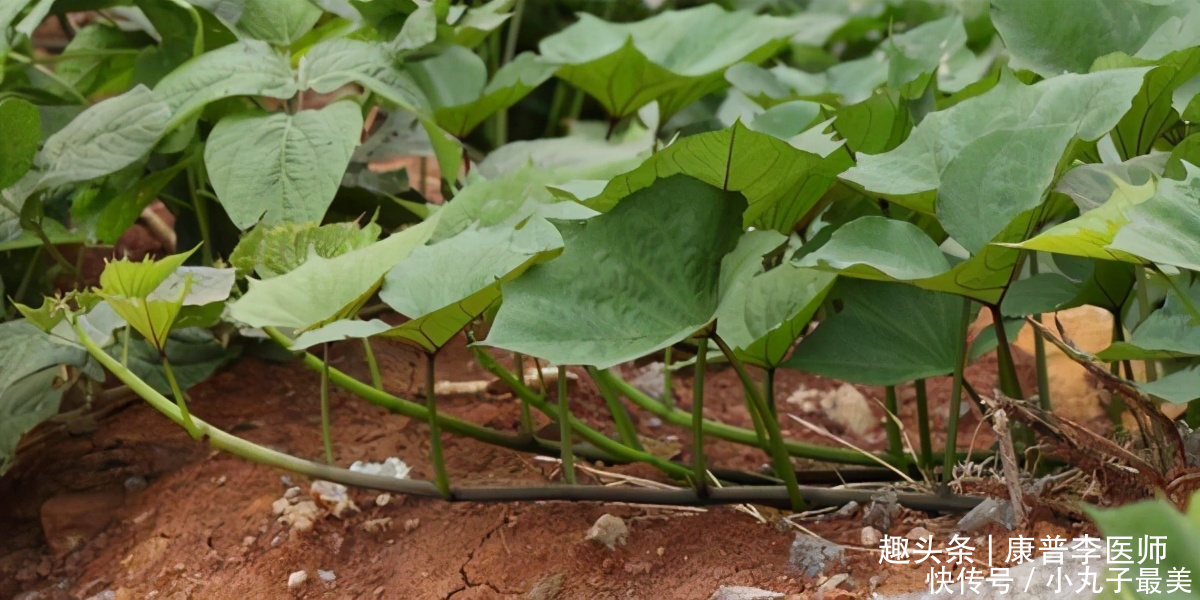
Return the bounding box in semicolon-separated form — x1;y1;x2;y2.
914;380;932;471
13;247;42;306
543;82;568;137
883;386;903;459
764;368;778;420
320;343;334;464
558;366;575;484
263;328;613;461
493;0;526;147
426;354;450;497
662;346;674;406
515;353;534;435
593;368;901;467
1134;266;1158;382
121;325;131;366
1030;259;1051;410
711;334;806;511
691;341;708;495
362;338;383;390
473;347;690;480
161;355;200;438
942;298;974;483
989;305;1025;399
744;378;769;447
186;165;214;266
587;366;643;451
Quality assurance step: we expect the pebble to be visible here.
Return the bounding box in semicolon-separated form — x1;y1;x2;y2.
586;514;629;551
788;534;845;578
905;526;934;540
860;526;882;547
124;476;147;492
317;569;336;582
375;493;391;507
404;518;420;532
287;570;307;590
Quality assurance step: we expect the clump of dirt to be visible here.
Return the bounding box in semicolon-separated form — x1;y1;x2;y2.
1;331;1081;599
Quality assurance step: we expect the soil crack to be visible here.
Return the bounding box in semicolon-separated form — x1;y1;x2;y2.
446;510;511;599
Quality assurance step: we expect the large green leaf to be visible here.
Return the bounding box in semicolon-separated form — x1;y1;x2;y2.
228;216;438;331
204;101;364;229
407;47;556;137
537;5;797;120
479;115;655;185
1087;492;1200;600
0;97;39;190
1013;165;1200;273
482;175;747;368
1094;48;1200;161
229;219;383;278
841;70;1148;253
0;320;91;476
34;85;170;191
97;248;198;351
369;218;562;352
885;15;967;98
585;120;849;233
991;0;1200;78
190;0;322;46
153;40;298;129
714;231;837;368
296;37;428;113
784;279;962;386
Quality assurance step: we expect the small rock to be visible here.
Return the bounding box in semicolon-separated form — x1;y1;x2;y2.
279;500;319;533
819;385;874;436
818;574;848;591
832;501;860;519
403;518;420;532
271;498;290;516
310;480;358;518
283;487;301;500
905;526;934;540
242;536;256;547
868;574;887;590
525;572;564;600
123;476;147;492
956;497;1015;532
375;493;391;507
628;362;666;399
647;417;663;428
362;517;392;533
84;591;116;600
861;490;899;532
656;547;665;557
708;586;783;600
287;570;307;590
40;490;125;556
860;526;882;547
788;534;845;578
349;457;412;479
317;569;336;582
213;475;227;487
586;514;629;551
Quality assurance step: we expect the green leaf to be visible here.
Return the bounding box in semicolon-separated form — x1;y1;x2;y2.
111;328;236;394
479;114;655;184
54;24;138;98
991;0;1200;78
1001;256;1134;317
204;101;365;229
714;231;837;368
1096;49;1200;160
369;218;562;352
537;5;797;120
229;219;383;278
134;0;206;84
1014;165;1200;272
1087;492;1200;600
482;175;747;368
191;0;323;46
71;157;193;244
228;216;438;331
430;168;594;243
885;15;967;98
409;48;556;137
97;248;199;351
794;216;951;281
785;279;962;386
0;97;40;190
1139;364;1200;404
297;37;428;113
451;0;513;49
841;70;1148;252
968;316;1024;364
153;40;298;130
34;85;171;191
393;0;437;51
832;89;912;156
586;121;849;232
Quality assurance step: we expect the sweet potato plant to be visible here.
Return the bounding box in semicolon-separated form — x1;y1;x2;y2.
3;0;1200;533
